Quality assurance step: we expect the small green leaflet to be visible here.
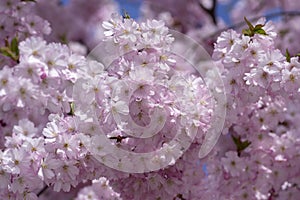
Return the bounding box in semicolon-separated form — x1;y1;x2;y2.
231;135;251;156
286;49;291;63
0;37;19;61
122;10;131;19
67;102;75;116
242;17;268;37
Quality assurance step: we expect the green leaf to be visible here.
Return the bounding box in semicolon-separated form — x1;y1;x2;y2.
122;10;131;19
286;49;291;63
253;24;268;35
232;135;251;156
0;37;19;61
0;46;19;61
10;37;19;57
0;47;11;57
59;33;68;44
67;102;75;116
253;24;264;30
4;38;9;47
244;17;254;31
242;29;254;37
243;17;268;37
254;28;268;35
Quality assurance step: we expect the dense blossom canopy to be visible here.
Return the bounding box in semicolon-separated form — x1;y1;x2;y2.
0;0;300;200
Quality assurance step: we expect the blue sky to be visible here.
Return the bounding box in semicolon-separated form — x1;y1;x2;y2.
61;0;235;24
116;0;234;24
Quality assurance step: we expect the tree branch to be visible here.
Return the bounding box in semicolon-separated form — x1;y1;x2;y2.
37;185;49;197
199;0;217;25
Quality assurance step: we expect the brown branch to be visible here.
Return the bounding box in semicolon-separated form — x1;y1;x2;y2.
199;0;217;25
37;185;48;197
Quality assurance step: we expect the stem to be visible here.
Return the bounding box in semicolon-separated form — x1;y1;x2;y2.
199;0;217;25
205;10;300;40
37;185;48;197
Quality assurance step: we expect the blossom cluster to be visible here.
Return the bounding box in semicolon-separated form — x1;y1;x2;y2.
202;18;300;199
0;36;86;147
0;37;88;198
75;177;121;200
1;0;300;199
0;0;51;66
0;111;129;199
0;9;216;199
71;13;216;199
0;0;51;43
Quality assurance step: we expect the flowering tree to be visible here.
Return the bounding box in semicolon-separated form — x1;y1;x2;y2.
0;0;300;200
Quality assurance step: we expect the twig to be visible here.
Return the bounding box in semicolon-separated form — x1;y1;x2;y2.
199;0;217;25
37;185;49;197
